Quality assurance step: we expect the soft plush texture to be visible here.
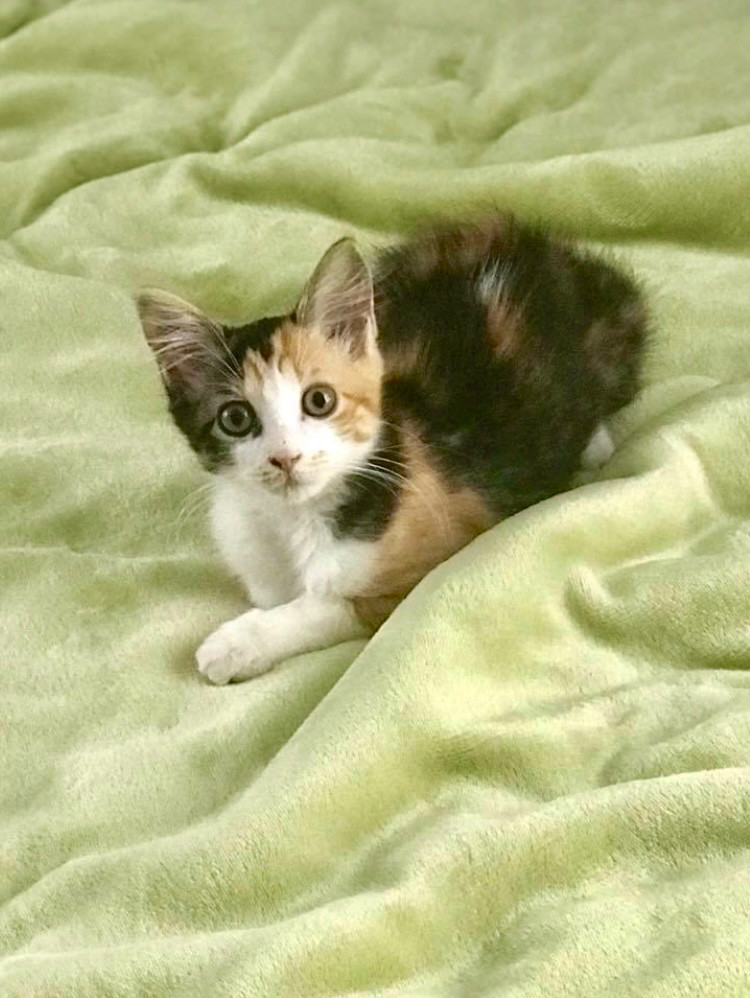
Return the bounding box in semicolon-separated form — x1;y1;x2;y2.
2;1;750;995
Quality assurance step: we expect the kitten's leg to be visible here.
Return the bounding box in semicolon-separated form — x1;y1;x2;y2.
581;423;614;469
195;594;369;685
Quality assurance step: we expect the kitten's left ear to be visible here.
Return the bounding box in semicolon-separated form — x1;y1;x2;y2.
136;289;231;401
295;238;376;356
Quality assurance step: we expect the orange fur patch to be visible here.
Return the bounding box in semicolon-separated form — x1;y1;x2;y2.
352;423;494;627
486;295;524;359
350;594;402;632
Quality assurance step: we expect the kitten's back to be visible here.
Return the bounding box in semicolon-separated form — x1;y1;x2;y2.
373;215;647;514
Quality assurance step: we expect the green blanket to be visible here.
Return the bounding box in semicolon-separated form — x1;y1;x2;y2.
2;1;750;994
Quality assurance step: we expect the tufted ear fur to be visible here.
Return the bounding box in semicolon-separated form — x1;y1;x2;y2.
295;238;376;357
136;290;240;402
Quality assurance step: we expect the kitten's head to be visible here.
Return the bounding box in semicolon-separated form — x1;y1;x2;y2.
137;238;383;503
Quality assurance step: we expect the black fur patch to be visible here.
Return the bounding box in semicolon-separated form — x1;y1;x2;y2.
331;421;403;540
163;316;285;471
224;315;283;365
371;215;647;520
166;397;232;473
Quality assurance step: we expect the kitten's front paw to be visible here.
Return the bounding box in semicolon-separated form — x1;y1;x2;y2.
196;612;273;685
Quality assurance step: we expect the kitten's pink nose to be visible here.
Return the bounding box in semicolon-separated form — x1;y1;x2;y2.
269;452;301;475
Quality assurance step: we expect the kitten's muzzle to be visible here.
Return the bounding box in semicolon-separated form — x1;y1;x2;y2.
268;452;302;479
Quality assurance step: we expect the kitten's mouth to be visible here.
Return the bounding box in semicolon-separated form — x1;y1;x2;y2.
257;460;331;501
267;470;305;495
269;474;298;492
266;469;330;503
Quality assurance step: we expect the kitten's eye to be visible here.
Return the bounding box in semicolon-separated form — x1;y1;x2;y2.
302;384;337;418
216;401;257;437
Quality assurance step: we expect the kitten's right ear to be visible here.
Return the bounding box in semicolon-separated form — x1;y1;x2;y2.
136;290;233;398
295;238;375;356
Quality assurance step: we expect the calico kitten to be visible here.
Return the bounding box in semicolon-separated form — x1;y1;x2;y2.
138;215;647;684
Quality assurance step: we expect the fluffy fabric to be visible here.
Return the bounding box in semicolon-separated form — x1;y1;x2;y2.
2;0;750;995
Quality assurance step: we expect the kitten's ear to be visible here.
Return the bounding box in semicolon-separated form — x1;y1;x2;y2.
136;290;232;399
295;238;375;356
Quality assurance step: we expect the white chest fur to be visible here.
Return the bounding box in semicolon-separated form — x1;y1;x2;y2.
209;476;374;609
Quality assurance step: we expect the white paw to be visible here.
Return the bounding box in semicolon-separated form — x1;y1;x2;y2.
195;611;274;685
